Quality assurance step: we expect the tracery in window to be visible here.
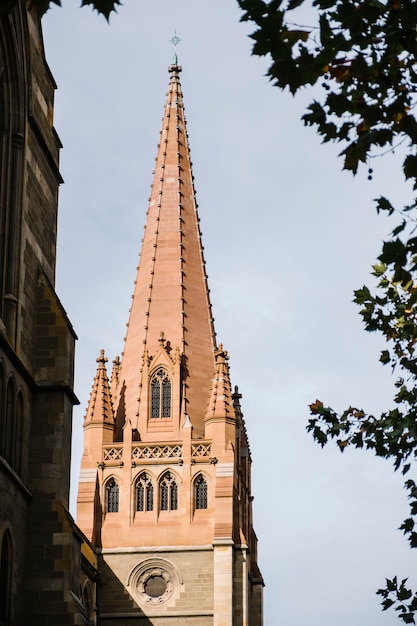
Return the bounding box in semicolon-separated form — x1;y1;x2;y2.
150;368;171;418
106;478;119;513
136;473;154;512
195;475;208;510
159;472;178;511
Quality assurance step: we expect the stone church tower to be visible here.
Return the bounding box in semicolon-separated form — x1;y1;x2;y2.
0;3;98;625
77;61;264;625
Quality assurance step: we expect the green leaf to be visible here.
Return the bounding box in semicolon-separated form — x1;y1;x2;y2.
372;262;387;277
287;0;305;9
281;30;310;46
379;239;407;266
381;598;395;611
392;221;407;237
80;0;121;20
354;285;372;304
380;350;391;365
314;427;328;446
404;155;417;184
340;141;368;174
400;518;414;534
375;197;395;215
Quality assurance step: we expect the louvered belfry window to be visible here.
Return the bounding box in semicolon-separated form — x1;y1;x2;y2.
151;368;171;418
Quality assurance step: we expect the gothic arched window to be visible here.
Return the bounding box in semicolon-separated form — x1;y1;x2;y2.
0;22;25;334
14;391;24;476
4;377;15;467
195;475;208;510
150;368;171;418
136;473;154;512
159;472;178;511
81;580;92;611
0;530;12;626
106;478;119;513
0;363;5;457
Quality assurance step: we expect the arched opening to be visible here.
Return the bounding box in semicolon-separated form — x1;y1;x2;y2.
14;390;24;475
194;474;208;510
136;473;154;512
105;478;119;513
159;471;178;512
81;580;96;625
150;368;171;418
4;377;15;467
0;10;26;339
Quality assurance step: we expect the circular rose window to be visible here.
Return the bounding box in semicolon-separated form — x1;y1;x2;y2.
144;574;167;598
127;559;182;607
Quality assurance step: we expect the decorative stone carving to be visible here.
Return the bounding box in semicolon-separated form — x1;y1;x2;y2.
127;558;183;607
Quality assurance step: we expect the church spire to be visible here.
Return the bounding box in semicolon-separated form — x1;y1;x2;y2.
84;349;114;428
113;65;217;439
205;344;235;420
77;63;264;621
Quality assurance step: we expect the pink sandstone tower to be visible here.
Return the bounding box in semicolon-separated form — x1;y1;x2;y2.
77;60;263;625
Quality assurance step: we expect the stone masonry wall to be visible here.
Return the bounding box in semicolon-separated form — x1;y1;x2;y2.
99;549;214;624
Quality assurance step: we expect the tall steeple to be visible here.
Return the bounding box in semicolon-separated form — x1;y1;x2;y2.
77;61;263;626
113;61;216;440
84;349;114;431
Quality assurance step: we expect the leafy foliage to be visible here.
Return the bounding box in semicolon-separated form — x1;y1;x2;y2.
238;0;417;621
79;0;121;20
28;0;121;20
378;577;417;623
239;0;417;176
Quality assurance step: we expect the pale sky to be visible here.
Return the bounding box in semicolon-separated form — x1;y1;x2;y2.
43;2;415;625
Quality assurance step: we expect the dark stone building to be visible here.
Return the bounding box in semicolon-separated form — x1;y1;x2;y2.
0;2;97;624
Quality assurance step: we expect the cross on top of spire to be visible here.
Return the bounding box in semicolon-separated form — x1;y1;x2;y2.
170;30;181;65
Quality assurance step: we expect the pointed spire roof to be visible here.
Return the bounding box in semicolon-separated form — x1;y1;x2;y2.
114;64;217;436
84;349;114;426
205;344;235;420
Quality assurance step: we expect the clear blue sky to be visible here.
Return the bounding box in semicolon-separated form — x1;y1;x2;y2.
43;3;415;624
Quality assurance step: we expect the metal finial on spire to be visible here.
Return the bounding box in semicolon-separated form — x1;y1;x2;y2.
170;30;181;65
